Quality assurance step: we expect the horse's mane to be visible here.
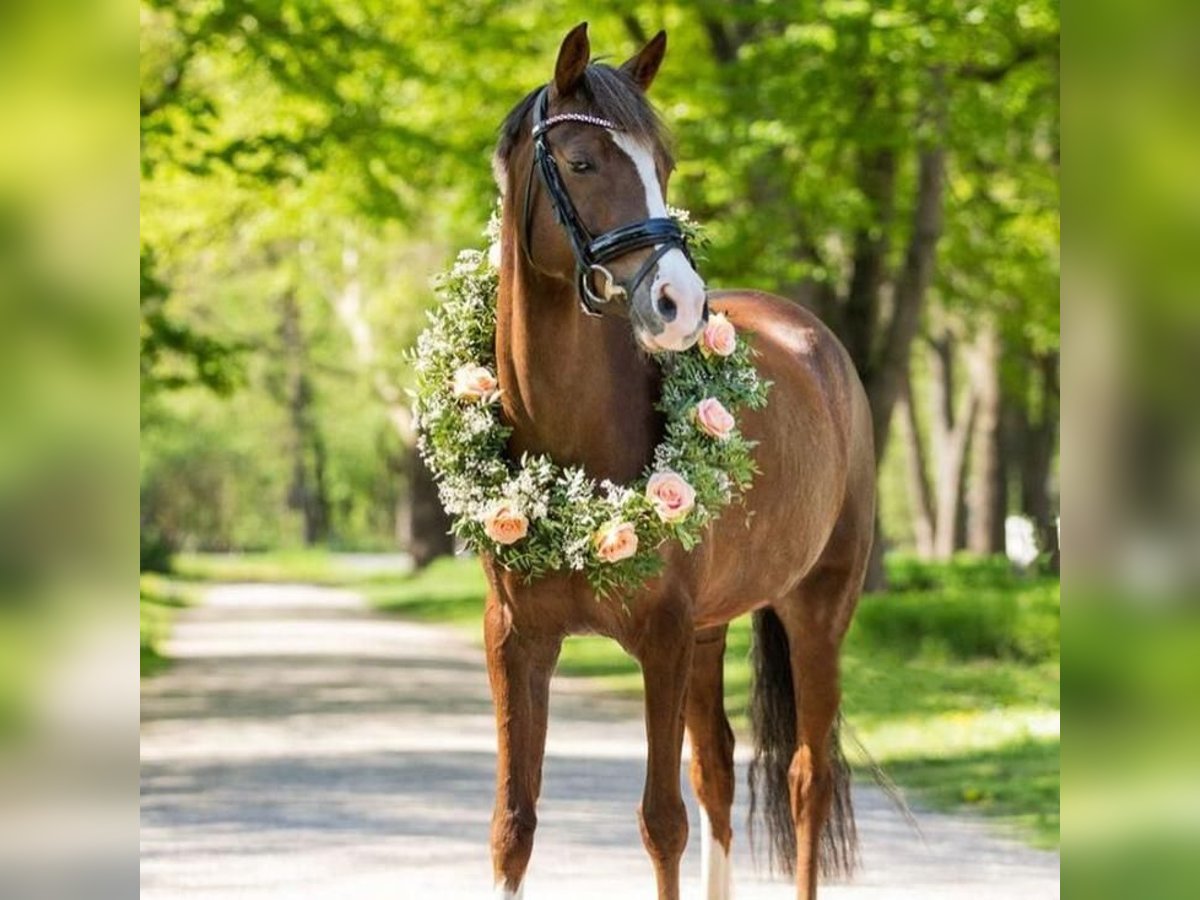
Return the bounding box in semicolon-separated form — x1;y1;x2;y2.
494;63;669;174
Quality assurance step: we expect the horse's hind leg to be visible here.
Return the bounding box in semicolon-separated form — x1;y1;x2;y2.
484;593;561;899
685;625;736;900
775;556;866;899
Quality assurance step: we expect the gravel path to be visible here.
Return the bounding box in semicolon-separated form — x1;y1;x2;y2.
140;583;1059;899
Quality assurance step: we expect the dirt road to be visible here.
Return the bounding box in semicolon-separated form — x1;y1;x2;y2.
140;582;1059;899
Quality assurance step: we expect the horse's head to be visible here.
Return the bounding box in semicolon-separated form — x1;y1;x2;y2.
494;23;708;353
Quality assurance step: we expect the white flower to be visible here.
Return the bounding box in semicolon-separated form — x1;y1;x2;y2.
412;206;768;591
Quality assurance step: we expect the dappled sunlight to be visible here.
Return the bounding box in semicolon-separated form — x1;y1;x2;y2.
851;708;1059;761
141;580;1058;898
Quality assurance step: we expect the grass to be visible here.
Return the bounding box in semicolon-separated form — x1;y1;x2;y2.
364;556;489;626
171;548;411;586
0;611;48;739
140;573;193;677
883;738;1059;847
370;553;1060;847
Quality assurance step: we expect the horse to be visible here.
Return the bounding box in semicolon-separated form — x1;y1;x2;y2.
482;23;875;900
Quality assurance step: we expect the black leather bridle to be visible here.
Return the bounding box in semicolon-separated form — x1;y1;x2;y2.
521;86;695;317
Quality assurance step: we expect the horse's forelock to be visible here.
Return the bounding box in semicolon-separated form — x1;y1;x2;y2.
493;64;669;185
578;64;665;147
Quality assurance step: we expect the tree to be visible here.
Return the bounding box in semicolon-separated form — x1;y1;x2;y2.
140;0;477;556
140;248;240;406
140;1;1059;570
633;1;1058;580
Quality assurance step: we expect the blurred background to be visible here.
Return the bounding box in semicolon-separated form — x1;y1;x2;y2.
140;1;1059;575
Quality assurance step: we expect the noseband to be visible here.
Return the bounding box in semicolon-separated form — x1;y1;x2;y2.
521;86;694;317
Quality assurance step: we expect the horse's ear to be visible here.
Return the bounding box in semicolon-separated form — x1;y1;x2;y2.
620;30;667;92
554;22;590;98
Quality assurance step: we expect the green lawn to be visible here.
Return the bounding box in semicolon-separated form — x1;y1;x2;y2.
369;554;1060;847
140;573;194;677
171;549;411;586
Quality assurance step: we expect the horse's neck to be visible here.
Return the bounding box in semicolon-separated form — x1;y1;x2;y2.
495;229;660;484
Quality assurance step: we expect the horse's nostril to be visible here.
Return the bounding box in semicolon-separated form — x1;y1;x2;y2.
655;293;678;323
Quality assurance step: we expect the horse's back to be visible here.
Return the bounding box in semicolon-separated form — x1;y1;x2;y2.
709;289;859;396
708;288;870;454
690;290;875;624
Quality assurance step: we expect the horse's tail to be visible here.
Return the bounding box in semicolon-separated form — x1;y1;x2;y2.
747;608;858;878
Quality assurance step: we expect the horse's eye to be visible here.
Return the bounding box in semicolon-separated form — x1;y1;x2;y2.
568;159;593;174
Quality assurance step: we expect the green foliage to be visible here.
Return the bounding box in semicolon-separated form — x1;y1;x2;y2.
411;241;769;597
139;1;1058;558
657;1;1058;317
857;555;1061;662
172;549;410;585
885;553;1024;591
140;247;242;402
140;523;176;574
140;574;192;677
884;738;1059;847
366;556;489;626
141;373;404;553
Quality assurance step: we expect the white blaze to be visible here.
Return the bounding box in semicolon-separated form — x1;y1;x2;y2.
609;131;707;351
700;808;733;900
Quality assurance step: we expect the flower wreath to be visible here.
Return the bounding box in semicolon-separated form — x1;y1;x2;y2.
411;214;770;597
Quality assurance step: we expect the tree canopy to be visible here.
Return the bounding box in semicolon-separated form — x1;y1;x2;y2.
140;1;1059;563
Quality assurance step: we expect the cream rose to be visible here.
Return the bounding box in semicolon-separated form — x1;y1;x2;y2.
700;312;737;358
645;471;696;524
481;500;528;545
452;364;499;402
594;521;639;563
695;397;736;441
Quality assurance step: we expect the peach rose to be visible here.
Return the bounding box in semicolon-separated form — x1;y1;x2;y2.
694;397;735;441
594;521;639;563
481;500;528;545
700;312;737;358
452;364;499;402
645;471;696;524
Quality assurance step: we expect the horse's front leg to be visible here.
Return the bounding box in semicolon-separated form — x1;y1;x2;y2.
686;626;736;900
636;604;694;900
484;592;561;899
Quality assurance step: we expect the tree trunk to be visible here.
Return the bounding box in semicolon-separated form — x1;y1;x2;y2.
279;289;330;546
843;145;898;368
967;323;1006;554
1019;351;1060;569
332;247;452;566
898;373;936;558
406;447;454;569
859;74;948;590
927;332;977;559
305;429;331;545
868;138;948;461
864;517;887;594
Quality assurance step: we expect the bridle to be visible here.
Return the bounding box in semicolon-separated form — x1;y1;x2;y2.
521;86;695;317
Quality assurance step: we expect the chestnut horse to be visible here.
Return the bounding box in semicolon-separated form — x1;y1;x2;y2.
483;23;874;900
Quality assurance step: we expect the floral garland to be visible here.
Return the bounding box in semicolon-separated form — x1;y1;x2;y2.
411;216;771;597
